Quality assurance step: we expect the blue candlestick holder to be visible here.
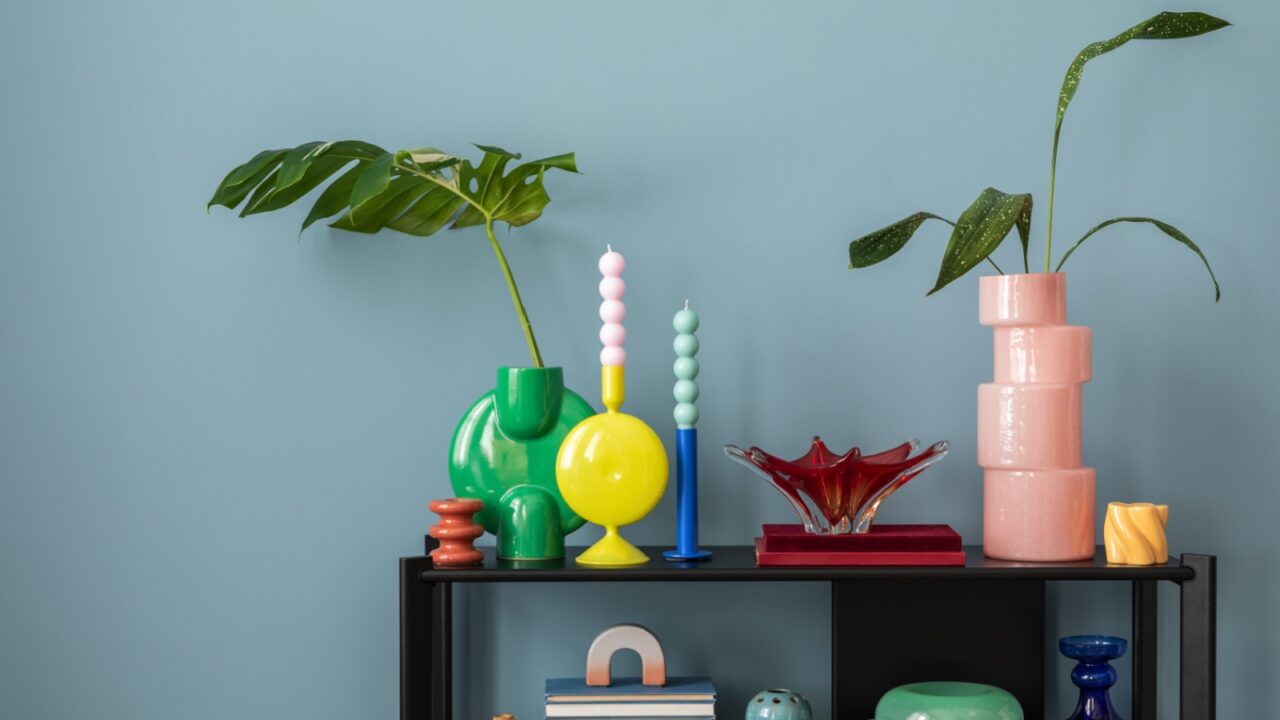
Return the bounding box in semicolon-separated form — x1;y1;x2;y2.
1061;635;1126;720
664;429;711;561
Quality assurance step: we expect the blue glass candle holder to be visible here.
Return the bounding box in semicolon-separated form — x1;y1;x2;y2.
1060;635;1127;720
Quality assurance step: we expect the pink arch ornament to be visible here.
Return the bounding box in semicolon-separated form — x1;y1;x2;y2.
585;624;667;687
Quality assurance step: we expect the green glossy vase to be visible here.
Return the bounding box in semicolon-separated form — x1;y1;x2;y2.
448;367;595;560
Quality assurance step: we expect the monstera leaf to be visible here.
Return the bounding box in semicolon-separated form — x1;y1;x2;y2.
209;142;579;368
209;141;578;237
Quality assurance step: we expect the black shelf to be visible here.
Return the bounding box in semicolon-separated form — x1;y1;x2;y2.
400;546;1215;720
416;544;1195;582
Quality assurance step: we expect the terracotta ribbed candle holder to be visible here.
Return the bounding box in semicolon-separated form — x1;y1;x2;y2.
428;498;485;566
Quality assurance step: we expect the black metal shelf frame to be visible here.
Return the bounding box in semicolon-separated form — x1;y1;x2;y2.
400;545;1215;720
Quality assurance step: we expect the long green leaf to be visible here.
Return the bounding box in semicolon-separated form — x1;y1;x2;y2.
1056;216;1220;301
1047;12;1228;264
929;188;1032;296
848;212;953;269
1015;196;1032;273
1055;12;1229;140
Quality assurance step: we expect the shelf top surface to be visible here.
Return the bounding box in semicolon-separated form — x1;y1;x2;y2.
410;545;1195;582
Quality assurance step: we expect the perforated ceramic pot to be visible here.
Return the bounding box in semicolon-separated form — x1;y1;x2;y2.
745;689;812;720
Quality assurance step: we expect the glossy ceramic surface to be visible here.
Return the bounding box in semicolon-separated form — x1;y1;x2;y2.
725;437;949;534
427;498;485;566
745;689;812;720
449;367;596;560
1104;502;1169;565
980;273;1095;561
978;272;1066;326
1060;635;1126;720
557;366;668;566
875;681;1023;720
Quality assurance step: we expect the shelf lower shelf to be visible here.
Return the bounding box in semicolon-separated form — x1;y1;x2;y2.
402;546;1215;720
415;544;1195;583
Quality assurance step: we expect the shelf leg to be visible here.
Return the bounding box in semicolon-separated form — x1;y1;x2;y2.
431;581;453;720
1180;554;1216;719
1132;580;1157;720
401;556;435;720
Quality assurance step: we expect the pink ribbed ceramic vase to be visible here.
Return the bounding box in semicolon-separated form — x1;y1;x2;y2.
979;273;1096;561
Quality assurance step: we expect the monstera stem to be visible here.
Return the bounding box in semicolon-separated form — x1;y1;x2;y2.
485;219;543;368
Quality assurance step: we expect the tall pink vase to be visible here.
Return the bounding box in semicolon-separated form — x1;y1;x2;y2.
979;273;1096;561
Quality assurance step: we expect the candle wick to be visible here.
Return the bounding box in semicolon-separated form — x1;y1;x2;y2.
607;243;612;252
684;299;689;310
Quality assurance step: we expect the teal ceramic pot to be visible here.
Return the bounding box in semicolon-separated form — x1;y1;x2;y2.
876;681;1023;720
746;689;812;720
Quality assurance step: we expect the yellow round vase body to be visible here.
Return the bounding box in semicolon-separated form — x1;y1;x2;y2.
556;411;668;566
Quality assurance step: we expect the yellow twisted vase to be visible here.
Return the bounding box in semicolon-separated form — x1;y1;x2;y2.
1104;502;1169;565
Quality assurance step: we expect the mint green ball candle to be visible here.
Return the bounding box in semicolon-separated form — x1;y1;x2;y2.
673;307;699;335
672;305;700;430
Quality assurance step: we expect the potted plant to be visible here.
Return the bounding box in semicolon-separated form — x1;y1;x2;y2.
209;143;593;559
844;11;1228;560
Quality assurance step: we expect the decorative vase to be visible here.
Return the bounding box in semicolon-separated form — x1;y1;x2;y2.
556;366;669;566
875;681;1022;720
979;273;1096;561
449;367;595;560
746;689;812;720
1060;635;1126;720
427;497;485;566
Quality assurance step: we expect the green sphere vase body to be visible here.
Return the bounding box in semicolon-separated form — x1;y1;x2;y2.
449;367;595;560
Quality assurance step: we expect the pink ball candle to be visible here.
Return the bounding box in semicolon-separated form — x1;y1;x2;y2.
599;247;627;367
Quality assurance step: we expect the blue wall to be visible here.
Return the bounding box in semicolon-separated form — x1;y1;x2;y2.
2;1;1276;717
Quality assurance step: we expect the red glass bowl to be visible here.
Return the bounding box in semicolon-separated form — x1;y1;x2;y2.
725;437;950;534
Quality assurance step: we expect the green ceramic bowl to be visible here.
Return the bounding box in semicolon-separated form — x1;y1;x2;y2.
875;681;1023;720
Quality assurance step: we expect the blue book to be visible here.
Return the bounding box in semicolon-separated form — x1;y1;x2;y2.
546;677;715;702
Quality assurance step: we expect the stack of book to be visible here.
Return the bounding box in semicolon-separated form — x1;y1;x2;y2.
544;677;716;720
754;523;966;566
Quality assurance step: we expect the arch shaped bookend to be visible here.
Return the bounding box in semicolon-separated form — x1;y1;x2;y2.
585;624;667;687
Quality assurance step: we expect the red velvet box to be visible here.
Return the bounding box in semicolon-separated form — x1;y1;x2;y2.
755;524;966;566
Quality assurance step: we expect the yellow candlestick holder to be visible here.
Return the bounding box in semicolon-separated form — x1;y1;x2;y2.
556;366;668;566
